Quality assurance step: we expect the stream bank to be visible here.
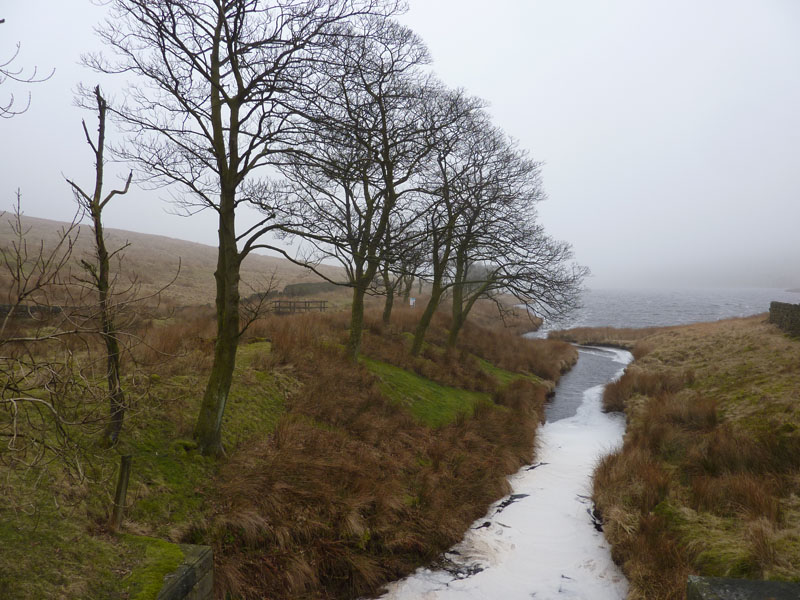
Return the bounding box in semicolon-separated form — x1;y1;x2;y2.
380;346;631;599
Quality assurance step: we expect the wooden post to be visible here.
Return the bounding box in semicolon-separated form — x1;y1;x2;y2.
110;454;132;531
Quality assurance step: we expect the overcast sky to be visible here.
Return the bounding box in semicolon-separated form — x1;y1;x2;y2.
1;1;799;289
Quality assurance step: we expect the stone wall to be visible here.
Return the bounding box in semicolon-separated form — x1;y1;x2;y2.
157;545;213;600
769;301;800;336
687;575;800;599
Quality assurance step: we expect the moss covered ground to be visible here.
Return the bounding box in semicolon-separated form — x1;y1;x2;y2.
363;357;490;427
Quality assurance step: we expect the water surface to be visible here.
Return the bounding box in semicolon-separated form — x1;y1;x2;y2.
379;347;631;600
539;287;800;333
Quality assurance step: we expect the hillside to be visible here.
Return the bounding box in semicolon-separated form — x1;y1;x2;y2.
0;299;572;599
0;214;344;307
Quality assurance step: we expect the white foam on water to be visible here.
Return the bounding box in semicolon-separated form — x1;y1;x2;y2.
379;349;632;600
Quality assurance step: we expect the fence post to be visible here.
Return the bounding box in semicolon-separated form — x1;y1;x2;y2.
110;454;132;531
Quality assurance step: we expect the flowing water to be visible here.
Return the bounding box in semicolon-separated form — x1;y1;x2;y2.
378;288;798;597
379;346;632;600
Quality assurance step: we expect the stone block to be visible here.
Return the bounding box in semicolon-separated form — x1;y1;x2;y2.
157;544;213;600
687;575;800;600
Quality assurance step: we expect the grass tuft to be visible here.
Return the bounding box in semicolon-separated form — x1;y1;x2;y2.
589;315;800;597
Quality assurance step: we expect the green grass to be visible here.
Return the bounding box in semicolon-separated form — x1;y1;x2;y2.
118;341;285;537
0;340;288;599
362;357;490;427
224;341;288;446
477;357;542;387
0;505;137;599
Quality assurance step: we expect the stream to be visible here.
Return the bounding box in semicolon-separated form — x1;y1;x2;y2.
379;346;632;600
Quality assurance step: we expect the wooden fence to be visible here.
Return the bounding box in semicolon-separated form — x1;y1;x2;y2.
270;300;328;315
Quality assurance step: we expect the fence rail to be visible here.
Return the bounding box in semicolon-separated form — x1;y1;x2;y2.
270;300;328;315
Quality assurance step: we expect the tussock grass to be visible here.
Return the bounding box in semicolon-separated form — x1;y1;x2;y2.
196;312;551;599
1;296;565;599
363;305;576;385
589;315;800;598
602;366;695;413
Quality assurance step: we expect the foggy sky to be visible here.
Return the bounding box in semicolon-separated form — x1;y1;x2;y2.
1;0;799;289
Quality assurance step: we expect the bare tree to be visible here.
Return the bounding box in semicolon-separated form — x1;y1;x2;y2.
444;138;586;347
266;17;435;359
0;197;92;491
407;90;485;355
65;85;132;447
88;0;403;455
0;18;54;118
404;108;586;352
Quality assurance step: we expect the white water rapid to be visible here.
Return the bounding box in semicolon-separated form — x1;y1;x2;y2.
379;346;632;600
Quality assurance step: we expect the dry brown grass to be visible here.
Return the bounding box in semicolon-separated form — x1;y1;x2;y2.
131;306;216;375
602;367;694;413
592;315;800;597
196;313;550;599
82;300;562;600
690;474;782;522
364;304;576;385
548;325;672;348
0;214;344;307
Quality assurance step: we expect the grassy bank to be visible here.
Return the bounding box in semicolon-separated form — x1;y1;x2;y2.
555;316;800;598
1;303;574;599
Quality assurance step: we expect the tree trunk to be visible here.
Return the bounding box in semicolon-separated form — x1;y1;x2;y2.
448;276;489;349
194;200;240;456
94;212;126;447
447;282;464;349
411;283;443;356
402;275;413;304
99;290;125;445
382;264;394;325
347;282;368;361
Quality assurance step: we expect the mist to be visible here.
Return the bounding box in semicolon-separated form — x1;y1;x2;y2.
2;0;799;289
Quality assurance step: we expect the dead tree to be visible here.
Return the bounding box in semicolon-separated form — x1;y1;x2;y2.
65;85;132;447
88;0;403;455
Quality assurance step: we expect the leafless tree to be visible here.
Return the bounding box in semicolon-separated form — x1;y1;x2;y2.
0;18;54;118
443;135;586;347
265;17;435;359
88;0;404;455
407;108;586;351
0;197;97;500
407;90;485;355
66;85;133;447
